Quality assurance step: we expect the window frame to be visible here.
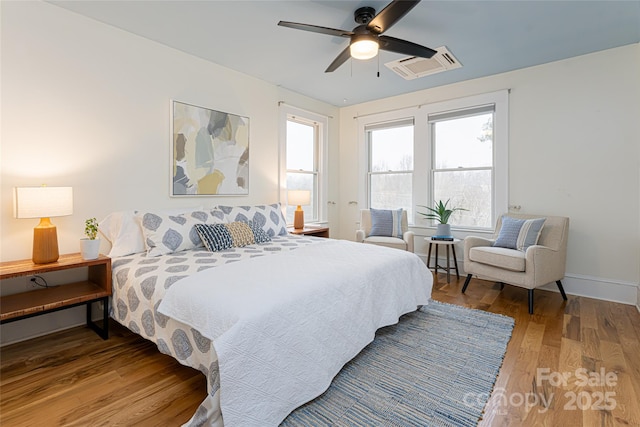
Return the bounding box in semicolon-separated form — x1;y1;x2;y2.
422;91;508;231
279;104;329;225
357;90;508;231
365;118;415;216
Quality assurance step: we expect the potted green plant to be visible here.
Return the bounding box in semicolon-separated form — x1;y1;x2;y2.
80;217;100;260
417;199;467;236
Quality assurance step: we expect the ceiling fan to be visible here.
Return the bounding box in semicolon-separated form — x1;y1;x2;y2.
278;0;436;73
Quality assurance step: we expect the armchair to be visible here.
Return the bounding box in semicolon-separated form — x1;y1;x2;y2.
462;213;569;314
356;209;414;252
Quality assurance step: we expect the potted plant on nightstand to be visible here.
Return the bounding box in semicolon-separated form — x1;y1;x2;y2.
80;217;100;260
418;199;467;237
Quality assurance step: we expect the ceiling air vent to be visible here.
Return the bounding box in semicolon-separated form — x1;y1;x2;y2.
384;46;462;80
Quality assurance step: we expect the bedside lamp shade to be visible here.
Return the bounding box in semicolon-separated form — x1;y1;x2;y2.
288;190;311;230
14;186;73;264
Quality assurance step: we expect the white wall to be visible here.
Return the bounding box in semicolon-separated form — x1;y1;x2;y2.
0;1;339;344
339;44;640;305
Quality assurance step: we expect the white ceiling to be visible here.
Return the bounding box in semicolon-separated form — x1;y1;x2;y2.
51;0;640;107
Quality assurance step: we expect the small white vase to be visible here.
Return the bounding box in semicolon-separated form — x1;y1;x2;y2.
435;223;452;237
80;238;101;260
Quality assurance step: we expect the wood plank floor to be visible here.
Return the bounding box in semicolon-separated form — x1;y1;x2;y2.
1;273;639;426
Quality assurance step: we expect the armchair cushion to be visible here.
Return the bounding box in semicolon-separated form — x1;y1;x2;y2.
369;208;403;238
469;246;526;272
493;216;545;251
363;235;409;251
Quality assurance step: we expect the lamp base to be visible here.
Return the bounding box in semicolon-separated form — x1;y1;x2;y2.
293;208;304;230
33;218;59;264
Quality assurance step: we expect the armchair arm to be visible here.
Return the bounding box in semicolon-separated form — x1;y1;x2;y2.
525;245;565;287
403;230;415;253
463;236;494;261
355;229;365;243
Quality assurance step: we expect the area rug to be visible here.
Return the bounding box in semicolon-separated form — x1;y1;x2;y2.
282;300;515;427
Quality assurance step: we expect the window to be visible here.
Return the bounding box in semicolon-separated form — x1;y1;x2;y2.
366;119;414;218
429;106;495;228
357;90;508;231
280;105;328;225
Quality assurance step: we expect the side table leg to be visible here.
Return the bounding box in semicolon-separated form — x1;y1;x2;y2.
452;244;460;279
427;243;433;269
446;245;451;283
434;244;439;276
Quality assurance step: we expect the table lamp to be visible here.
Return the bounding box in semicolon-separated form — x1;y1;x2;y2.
14;186;73;264
288;190;311;230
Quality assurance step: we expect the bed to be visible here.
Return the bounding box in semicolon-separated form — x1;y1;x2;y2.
102;205;433;426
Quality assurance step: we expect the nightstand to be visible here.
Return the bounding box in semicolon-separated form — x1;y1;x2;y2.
0;254;112;339
288;226;330;238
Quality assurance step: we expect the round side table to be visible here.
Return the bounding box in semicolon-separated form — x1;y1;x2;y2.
425;237;461;283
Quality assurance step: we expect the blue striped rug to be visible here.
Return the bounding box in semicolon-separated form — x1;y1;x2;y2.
282;301;514;427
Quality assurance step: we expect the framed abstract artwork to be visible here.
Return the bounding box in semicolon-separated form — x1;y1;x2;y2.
171;100;249;196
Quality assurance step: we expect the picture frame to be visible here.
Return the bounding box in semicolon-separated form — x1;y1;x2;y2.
171;100;249;196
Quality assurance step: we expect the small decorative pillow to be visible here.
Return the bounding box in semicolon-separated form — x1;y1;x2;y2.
369;208;404;238
194;223;233;252
247;220;272;244
226;221;255;247
493;216;546;251
218;204;288;237
195;221;271;252
136;210;221;256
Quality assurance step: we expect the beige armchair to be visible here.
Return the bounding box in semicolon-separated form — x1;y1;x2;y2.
356;209;414;252
462;213;569;314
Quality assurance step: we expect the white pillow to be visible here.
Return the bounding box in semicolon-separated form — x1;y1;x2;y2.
99;206;206;258
99;211;146;258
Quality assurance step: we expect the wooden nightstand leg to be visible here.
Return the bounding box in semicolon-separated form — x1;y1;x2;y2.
87;297;109;340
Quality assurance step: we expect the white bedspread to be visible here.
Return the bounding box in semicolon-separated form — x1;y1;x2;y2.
158;239;432;427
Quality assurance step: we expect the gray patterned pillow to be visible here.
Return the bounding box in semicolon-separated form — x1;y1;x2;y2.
137;210;224;256
217;204;287;237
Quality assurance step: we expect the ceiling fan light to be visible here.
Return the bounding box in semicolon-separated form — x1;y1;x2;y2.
350;39;379;60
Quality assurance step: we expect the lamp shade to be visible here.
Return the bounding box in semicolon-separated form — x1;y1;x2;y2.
14;186;73;218
288;190;311;206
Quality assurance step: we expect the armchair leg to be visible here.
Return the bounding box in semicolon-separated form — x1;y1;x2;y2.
499;282;505;291
556;280;568;301
528;289;534;314
462;274;472;293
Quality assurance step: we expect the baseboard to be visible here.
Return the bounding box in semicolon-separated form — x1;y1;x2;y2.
541;273;638;306
415;252;639;307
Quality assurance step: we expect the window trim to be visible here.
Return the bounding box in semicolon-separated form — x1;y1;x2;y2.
357;90;508;231
279;104;329;224
422;90;509;231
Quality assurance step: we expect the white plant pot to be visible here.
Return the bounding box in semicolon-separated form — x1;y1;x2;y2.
435;223;452;237
80;238;101;260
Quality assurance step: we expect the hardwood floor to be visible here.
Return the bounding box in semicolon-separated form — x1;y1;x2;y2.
1;273;639;426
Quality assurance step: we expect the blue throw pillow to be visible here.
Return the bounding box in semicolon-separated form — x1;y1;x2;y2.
493;216;546;251
369;208;403;238
194;223;233;252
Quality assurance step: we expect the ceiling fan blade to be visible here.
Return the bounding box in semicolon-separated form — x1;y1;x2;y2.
325;45;352;73
278;21;353;38
367;0;420;34
379;35;437;58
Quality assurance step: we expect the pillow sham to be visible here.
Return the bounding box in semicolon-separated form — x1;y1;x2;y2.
493;216;546;251
136;210;223;257
100;206;206;258
369;208;403;238
218;204;288;237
